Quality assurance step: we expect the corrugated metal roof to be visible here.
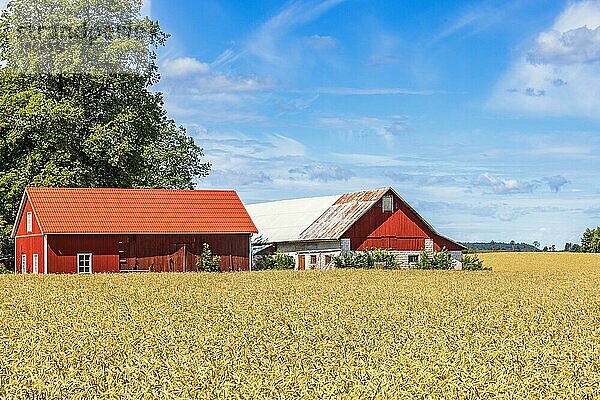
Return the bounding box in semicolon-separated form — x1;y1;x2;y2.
299;188;389;240
20;187;258;235
246;195;339;243
248;187;463;249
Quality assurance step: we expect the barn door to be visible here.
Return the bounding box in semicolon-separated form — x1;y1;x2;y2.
298;255;305;271
172;246;186;272
186;248;197;272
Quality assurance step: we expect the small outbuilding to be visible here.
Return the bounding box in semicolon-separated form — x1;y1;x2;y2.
12;187;257;274
247;187;465;269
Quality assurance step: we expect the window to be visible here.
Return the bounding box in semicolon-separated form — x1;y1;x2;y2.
26;212;32;233
325;255;332;265
382;195;394;212
310;255;317;265
21;254;26;274
78;253;92;274
33;254;39;274
408;255;419;264
341;239;351;254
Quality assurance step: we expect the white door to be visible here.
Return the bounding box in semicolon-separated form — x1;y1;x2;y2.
33;254;39;274
21;254;26;274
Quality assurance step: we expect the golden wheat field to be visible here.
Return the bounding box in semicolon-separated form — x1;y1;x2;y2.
1;253;600;399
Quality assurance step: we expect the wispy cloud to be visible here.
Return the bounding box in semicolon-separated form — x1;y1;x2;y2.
437;0;525;41
472;173;537;194
368;55;403;67
304;34;337;49
316;115;409;137
247;0;346;65
289;163;355;182
194;74;276;93
308;87;435;96
208;169;272;187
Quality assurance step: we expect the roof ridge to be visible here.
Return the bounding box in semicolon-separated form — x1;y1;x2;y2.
27;187;236;192
248;187;392;206
14;188;257;236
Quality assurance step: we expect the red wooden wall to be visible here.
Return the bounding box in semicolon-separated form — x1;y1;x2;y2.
14;196;45;274
46;233;251;274
342;192;463;252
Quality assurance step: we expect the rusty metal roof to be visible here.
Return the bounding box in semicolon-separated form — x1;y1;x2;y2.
248;187;462;248
299;188;390;240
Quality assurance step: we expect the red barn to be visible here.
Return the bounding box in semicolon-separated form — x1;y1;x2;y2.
248;188;465;269
12;188;257;274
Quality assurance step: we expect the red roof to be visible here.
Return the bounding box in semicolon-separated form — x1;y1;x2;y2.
20;187;258;235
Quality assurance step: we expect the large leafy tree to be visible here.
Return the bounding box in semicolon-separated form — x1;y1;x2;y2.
0;0;210;257
581;227;600;253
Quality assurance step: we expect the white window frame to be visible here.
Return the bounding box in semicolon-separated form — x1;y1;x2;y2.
33;254;39;274
382;195;394;212
26;212;33;233
408;254;419;264
77;253;92;274
21;254;27;274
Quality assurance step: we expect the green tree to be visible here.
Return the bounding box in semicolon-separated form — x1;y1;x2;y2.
196;243;221;273
581;227;600;253
462;253;491;271
571;243;581;252
0;0;210;257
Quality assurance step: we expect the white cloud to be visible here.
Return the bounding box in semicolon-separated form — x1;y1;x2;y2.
304;34;337;49
316;115;409;137
194;74;274;92
162;57;210;77
489;0;600;117
528;26;600;65
472;173;537;194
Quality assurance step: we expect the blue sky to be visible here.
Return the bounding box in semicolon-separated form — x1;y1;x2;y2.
147;0;600;247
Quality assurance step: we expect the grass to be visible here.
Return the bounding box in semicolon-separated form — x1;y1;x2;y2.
1;253;600;398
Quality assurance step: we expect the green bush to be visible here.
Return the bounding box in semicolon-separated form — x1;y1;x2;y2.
254;253;295;271
462;253;491;271
196;243;221;273
0;263;12;274
332;249;400;270
414;248;454;270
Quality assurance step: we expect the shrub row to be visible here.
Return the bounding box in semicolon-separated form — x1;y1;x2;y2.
254;253;295;271
332;249;402;270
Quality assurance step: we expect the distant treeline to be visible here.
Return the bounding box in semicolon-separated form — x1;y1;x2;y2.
462;242;541;252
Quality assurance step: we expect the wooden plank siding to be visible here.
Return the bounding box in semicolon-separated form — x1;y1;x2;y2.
342;192;463;252
14;196;45;274
46;234;251;274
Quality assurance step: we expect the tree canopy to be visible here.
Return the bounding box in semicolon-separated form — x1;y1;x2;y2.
0;0;210;257
581;227;600;253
